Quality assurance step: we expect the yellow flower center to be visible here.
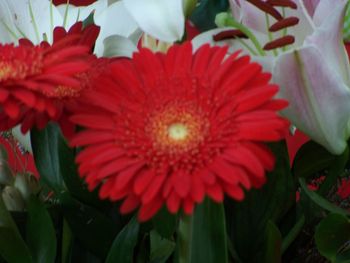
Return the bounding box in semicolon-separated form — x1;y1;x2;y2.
146;104;210;156
168;123;188;141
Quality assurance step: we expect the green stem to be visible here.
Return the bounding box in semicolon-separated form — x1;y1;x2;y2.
225;18;266;56
178;215;193;263
61;219;73;263
281;8;288;52
281;215;305;253
318;146;349;196
265;13;278;56
236;38;258;56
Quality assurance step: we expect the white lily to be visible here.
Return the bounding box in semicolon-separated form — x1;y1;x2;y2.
194;0;350;154
0;0;185;56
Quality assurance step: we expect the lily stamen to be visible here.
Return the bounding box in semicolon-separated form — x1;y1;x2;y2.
269;17;299;32
246;0;283;20
213;29;248;41
263;35;295;50
266;0;297;9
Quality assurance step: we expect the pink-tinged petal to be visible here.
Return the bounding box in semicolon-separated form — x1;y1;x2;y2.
312;0;344;27
302;0;320;18
238;0;276;34
305;0;350;86
273;45;350;154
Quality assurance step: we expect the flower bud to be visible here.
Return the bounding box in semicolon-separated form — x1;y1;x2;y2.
14;173;40;202
1;186;25;211
0;159;14;186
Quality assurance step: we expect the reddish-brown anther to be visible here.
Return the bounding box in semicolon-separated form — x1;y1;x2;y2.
263;35;295;50
269;17;299;32
213;29;248;41
267;0;297;9
246;0;283;20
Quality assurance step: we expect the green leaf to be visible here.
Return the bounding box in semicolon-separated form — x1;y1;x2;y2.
293;140;336;179
264;221;282;263
32;123;100;206
150;230;175;263
190;0;229;31
105;217;139;263
225;142;294;262
336;248;350;263
0;196;33;263
31;124;66;192
26;196;56;263
60;193;120;259
177;198;228;263
299;178;350;217
315;213;350;262
61;219;73;263
152;206;177;238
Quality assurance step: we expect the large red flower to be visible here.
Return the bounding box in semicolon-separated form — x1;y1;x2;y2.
0;22;101;136
70;42;289;221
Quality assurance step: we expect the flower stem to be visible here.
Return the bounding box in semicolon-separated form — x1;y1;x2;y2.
265;13;278;56
281;215;305;253
178;215;193;263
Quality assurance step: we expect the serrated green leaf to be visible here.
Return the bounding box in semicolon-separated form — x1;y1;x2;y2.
105;217;139;263
315;213;350;263
26;196;56;263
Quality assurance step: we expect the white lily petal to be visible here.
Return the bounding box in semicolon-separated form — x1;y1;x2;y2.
283;1;314;47
273;45;350;154
123;0;185;42
305;0;350;86
94;1;138;56
0;1;17;43
312;0;344;27
238;0;276;34
11;126;32;154
3;0;63;44
103;35;138;58
252;55;275;73
229;0;242;22
56;0;108;29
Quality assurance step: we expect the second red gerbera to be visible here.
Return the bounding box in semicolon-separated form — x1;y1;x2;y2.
70;42;289;221
0;22;101;137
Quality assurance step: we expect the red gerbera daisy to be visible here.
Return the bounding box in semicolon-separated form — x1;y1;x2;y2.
0;22;102;137
70;42;289;221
